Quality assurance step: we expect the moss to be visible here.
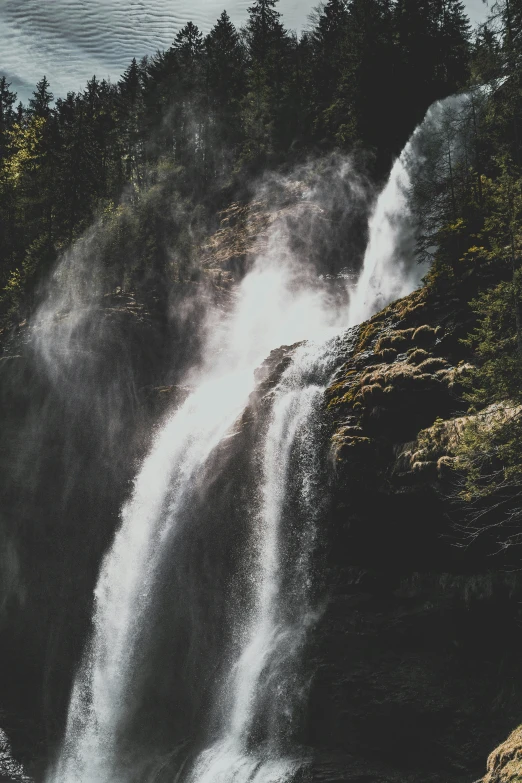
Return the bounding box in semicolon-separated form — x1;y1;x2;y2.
393;287;428;321
360;368;386;385
406;348;430;365
337;386;359;407
483;726;522;783
375;347;398;362
331;431;373;461
437;455;455;477
375;328;415;353
412;324;437;347
445;362;474;391
417;357;450;374
355;383;384;402
356;321;380;353
383;363;419;384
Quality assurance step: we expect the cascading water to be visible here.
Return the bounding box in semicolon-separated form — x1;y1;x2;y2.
46;89;472;783
187;336;347;783
45;254;345;783
349;90;472;326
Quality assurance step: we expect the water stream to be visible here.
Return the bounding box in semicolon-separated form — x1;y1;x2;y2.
45;89;471;783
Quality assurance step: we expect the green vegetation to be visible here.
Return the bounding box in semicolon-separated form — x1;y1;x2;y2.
3;0;522;548
0;0;471;330
377;0;522;551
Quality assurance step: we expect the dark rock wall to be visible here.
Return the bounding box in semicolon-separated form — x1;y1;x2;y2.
1;281;520;782
308;287;522;782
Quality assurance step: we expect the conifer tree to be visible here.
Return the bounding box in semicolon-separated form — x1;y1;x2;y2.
435;0;471;93
329;0;395;159
118;59;145;188
170;22;206;174
205;12;245;171
245;0;285;64
310;0;349;141
29;76;54;117
242;0;291;163
173;21;204;66
0;77;17;160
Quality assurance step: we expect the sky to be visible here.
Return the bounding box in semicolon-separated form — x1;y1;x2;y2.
0;0;491;103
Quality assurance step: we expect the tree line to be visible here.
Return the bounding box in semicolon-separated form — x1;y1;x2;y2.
0;0;472;324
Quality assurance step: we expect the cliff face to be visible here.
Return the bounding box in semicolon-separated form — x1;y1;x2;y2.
1;273;521;782
0;292;171;777
308;285;522;782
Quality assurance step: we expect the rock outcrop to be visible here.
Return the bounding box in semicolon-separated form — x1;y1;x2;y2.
482;727;522;783
306;285;522;782
1;276;522;782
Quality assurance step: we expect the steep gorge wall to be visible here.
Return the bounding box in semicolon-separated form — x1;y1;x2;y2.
1;254;521;780
309;285;522;782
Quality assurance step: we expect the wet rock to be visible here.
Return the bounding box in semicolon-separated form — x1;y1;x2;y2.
0;729;31;782
313;285;522;782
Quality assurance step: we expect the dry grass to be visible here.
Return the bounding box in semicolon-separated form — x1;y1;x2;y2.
483;726;522;783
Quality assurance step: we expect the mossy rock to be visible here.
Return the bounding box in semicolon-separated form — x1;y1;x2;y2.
417;357;450;374
331;431;373;462
375;328;415;353
356;321;380;352
412;324;437;348
393;287;428;321
483;726;522;783
361;369;385;387
375;347;398;362
406;348;430;365
355;383;384;403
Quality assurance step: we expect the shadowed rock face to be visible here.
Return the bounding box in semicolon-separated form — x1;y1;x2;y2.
0;291;176;776
1;279;521;783
310;285;522;783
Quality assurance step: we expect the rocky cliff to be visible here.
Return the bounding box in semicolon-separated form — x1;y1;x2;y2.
308;284;522;782
1;258;521;781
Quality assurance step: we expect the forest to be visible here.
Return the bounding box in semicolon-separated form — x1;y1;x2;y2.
2;0;522;527
4;1;522;781
0;0;472;319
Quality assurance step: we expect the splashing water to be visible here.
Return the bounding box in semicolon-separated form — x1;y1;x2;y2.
47;90;473;783
45;254;343;783
187;336;345;783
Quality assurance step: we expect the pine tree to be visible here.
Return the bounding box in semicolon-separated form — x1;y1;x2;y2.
118;59;145;189
435;0;471;94
29;76;54;117
245;0;286;64
173;21;204;73
329;0;395;160
205;11;244;99
310;0;349;142
119;58;142;107
392;0;470;158
168;22;206;174
0;77;17;159
242;0;291;163
205;12;246;172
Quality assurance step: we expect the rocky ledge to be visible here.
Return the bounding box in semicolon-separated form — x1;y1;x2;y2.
305;285;522;782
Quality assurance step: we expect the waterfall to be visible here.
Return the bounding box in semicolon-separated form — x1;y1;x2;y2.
348;90;472;326
187;336;345;783
46;90;472;783
45;254;344;783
